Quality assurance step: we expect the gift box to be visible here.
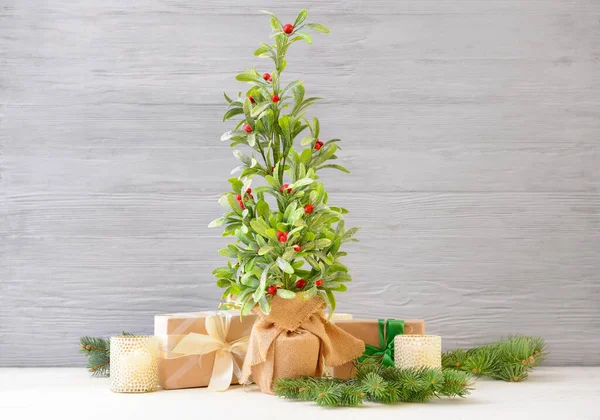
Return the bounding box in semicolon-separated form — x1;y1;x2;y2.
331;319;426;379
240;296;364;394
154;311;257;390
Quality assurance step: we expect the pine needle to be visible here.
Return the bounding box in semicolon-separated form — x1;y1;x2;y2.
442;335;547;382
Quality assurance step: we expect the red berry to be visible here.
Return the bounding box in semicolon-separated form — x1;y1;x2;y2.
263;73;271;81
304;204;314;214
248;95;255;104
281;184;292;193
296;279;307;289
239;202;246;210
293;244;301;252
267;285;277;295
315;279;323;287
272;94;280;103
314;140;323;150
246;188;252;194
283;24;294;34
236;194;242;201
243;123;252;133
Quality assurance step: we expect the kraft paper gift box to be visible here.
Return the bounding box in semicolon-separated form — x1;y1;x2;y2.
154;311;257;390
331;319;426;379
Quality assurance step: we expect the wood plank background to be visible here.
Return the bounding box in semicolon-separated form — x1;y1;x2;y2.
1;0;599;366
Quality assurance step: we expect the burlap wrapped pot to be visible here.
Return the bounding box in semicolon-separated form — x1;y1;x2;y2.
240;295;365;394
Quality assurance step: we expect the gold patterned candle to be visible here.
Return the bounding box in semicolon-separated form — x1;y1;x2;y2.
110;336;159;393
394;335;442;369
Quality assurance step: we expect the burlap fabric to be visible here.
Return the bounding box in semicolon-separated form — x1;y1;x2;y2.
240;295;365;394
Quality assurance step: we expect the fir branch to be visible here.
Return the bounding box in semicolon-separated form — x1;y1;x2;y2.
79;332;132;377
442;335;547;382
274;363;472;407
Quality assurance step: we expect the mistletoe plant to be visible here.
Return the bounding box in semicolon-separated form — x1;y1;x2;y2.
210;10;358;315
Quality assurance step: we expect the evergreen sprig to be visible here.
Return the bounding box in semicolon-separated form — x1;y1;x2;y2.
79;332;133;377
442;335;547;382
274;363;472;407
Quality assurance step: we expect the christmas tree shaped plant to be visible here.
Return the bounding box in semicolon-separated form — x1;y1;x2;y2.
211;10;358;316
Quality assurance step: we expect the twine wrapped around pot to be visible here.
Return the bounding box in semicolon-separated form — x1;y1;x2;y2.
240;295;365;394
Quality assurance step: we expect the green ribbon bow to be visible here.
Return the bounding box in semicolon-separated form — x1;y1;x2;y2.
357;319;404;367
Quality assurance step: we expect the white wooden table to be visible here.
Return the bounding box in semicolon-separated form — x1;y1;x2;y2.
0;367;598;420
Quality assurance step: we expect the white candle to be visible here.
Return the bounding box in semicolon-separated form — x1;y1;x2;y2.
110;336;159;393
394;335;442;369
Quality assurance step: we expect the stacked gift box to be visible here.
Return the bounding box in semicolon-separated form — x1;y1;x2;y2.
154;309;425;390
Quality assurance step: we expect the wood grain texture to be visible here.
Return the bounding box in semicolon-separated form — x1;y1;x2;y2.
1;0;599;366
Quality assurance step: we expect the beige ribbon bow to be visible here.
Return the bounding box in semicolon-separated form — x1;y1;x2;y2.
170;312;249;391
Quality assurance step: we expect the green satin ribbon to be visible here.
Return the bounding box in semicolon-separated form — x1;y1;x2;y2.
357;319;404;367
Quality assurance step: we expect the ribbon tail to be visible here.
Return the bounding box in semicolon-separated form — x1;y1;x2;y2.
381;352;395;367
208;349;234;392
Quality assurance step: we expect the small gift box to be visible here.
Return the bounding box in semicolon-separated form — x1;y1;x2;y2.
154;310;257;390
331;319;426;379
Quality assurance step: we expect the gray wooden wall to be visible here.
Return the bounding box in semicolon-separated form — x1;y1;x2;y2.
1;0;599;367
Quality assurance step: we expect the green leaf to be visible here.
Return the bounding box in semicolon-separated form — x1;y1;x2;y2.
242;178;252;193
223;91;233;103
277;289;297;299
278;115;292;142
221;130;247;142
301;136;313;146
218;247;237;258
300;147;312;163
227;193;242;215
265;175;279;188
318;164;350;173
270;16;282;31
304;23;330;34
325;289;337;312
291;32;312;44
208;216;225;228
233;149;252;166
254;45;271;56
212;267;231;278
312;117;320;139
246;133;256;147
223;107;244;122
313;144;338;166
243;97;254;126
250;218;270;237
314;238;332;249
251;102;271;118
301;286;318;300
342;227;360;242
260;10;281;23
254;264;272;302
258;245;274;255
236;71;263;84
265;228;280;242
241;274;259;288
276;257;294;274
255;199;271;220
216;278;230;288
291;177;314;189
280;80;303;98
294;10;308;27
258;294;271;314
241;296;255;316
